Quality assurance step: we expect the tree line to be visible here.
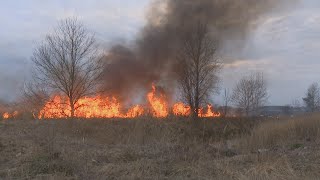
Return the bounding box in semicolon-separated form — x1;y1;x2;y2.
25;18;269;118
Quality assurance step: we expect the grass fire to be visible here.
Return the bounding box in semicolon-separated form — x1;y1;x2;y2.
36;84;220;119
1;0;320;179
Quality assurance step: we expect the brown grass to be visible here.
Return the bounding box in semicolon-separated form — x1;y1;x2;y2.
239;114;320;151
0;115;319;179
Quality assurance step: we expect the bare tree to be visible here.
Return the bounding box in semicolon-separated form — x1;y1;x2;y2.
176;23;220;118
303;83;320;112
222;88;231;117
291;98;301;108
231;72;268;116
31;18;102;118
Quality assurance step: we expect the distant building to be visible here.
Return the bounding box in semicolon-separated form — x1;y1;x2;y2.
256;106;307;117
219;106;307;117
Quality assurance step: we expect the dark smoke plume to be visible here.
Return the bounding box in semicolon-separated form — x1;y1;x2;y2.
101;0;295;102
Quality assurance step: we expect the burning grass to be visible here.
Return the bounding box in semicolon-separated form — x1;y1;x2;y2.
34;84;221;120
0;115;320;179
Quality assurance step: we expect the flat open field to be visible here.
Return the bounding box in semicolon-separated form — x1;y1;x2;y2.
0;115;320;179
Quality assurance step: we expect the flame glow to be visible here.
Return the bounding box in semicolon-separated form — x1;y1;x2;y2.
38;96;145;119
2;111;18;119
34;84;221;119
3;112;10;119
199;105;221;118
125;105;144;118
173;102;191;116
147;84;168;118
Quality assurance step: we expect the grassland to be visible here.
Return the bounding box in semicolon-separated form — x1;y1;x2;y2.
0;115;320;179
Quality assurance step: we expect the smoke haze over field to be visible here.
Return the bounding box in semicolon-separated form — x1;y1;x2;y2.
0;0;319;105
102;0;296;101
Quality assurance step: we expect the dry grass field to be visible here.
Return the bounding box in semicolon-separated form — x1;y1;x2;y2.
0;115;320;179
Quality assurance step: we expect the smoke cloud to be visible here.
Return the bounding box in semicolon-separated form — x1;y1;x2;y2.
101;0;296;101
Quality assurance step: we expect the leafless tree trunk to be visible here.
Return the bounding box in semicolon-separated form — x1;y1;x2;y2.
231;72;268;116
31;18;102;118
303;83;320;112
176;22;220;118
222;88;231;117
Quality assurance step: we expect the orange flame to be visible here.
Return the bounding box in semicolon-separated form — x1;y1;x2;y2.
2;111;19;119
38;96;70;119
173;102;191;116
37;84;220;119
147;84;168;118
3;112;10;119
199;105;221;118
76;96;122;118
125;105;144;118
38;96;144;119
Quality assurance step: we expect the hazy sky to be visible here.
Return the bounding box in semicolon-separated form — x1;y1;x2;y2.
0;0;319;105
